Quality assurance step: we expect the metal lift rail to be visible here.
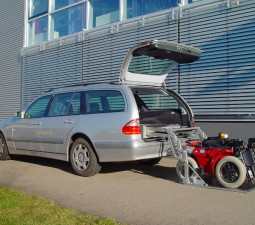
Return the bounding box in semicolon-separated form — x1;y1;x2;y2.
141;125;208;187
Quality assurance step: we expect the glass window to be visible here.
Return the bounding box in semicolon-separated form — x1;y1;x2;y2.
48;92;81;117
85;90;125;114
129;56;173;75
29;0;48;19
126;0;178;19
133;89;179;111
25;95;52;119
51;0;82;11
51;3;86;39
28;16;48;45
91;0;119;27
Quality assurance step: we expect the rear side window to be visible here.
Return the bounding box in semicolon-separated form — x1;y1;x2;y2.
85;90;125;114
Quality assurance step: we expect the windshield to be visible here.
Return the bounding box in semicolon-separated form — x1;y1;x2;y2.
128;55;174;75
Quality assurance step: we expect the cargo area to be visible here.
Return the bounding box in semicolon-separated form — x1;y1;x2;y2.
132;87;190;127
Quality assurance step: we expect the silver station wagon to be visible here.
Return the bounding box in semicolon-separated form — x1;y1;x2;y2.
0;40;203;176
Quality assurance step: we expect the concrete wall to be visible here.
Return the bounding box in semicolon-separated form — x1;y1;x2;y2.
197;121;255;142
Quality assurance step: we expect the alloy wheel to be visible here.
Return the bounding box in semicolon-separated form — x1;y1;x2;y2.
72;144;90;171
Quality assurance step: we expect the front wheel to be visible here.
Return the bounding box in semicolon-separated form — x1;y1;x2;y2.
0;133;10;160
215;156;246;189
70;138;101;177
176;156;198;180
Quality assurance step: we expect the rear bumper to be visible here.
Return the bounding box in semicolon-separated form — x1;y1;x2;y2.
94;140;171;162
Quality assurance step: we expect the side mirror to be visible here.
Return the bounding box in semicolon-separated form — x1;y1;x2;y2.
16;111;25;119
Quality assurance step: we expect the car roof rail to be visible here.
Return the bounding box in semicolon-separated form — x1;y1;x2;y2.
45;82;119;93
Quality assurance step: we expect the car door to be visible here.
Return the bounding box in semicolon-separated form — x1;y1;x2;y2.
120;40;202;86
12;95;52;152
40;91;81;154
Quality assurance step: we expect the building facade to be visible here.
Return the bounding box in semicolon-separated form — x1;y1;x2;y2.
0;0;255;141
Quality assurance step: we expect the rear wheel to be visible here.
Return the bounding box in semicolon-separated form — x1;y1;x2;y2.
176;156;198;180
70;138;101;177
0;133;10;160
215;156;246;189
139;157;162;166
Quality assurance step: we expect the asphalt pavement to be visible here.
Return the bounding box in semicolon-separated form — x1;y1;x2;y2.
0;156;255;225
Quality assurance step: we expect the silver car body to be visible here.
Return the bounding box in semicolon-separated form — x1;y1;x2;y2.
0;40;202;163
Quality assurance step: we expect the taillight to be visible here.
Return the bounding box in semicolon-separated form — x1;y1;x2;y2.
192;116;196;127
139;41;151;46
122;119;141;135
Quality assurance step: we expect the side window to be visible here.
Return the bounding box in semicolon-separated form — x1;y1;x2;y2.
25;95;52;119
85;90;125;114
48;92;79;117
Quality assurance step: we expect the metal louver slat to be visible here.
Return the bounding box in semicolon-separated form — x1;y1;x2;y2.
0;1;24;119
226;0;255;114
179;0;255;115
22;42;83;108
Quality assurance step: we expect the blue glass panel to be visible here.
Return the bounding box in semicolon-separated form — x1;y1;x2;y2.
127;0;178;19
51;3;86;39
53;0;82;11
29;0;48;18
91;0;119;27
28;16;48;46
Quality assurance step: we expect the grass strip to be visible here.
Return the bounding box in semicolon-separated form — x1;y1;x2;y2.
0;185;121;225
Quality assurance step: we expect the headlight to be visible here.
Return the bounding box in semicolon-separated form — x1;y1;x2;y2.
219;132;228;139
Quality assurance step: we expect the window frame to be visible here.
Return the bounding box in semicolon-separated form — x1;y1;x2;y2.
49;2;86;40
26;0;88;46
25;0;183;47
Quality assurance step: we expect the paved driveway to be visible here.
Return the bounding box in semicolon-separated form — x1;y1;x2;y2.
0;156;255;225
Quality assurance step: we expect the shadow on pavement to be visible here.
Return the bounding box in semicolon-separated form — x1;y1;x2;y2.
11;155;180;182
10;156;255;192
11;155;75;174
101;161;180;182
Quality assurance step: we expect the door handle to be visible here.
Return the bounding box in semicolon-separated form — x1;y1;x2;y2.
33;122;41;125
64;119;74;124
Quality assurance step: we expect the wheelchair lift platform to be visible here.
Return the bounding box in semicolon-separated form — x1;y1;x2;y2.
142;125;255;192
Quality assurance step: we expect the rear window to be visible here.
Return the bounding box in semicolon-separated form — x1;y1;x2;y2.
133;89;180;111
128;55;173;75
85;90;126;114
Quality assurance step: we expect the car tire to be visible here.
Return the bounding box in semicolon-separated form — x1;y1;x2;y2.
176;156;198;180
139;157;162;166
70;138;101;177
0;133;10;160
215;156;246;189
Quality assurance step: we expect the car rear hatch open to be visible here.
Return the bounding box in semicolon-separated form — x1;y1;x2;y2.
120;40;206;147
120;40;202;86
